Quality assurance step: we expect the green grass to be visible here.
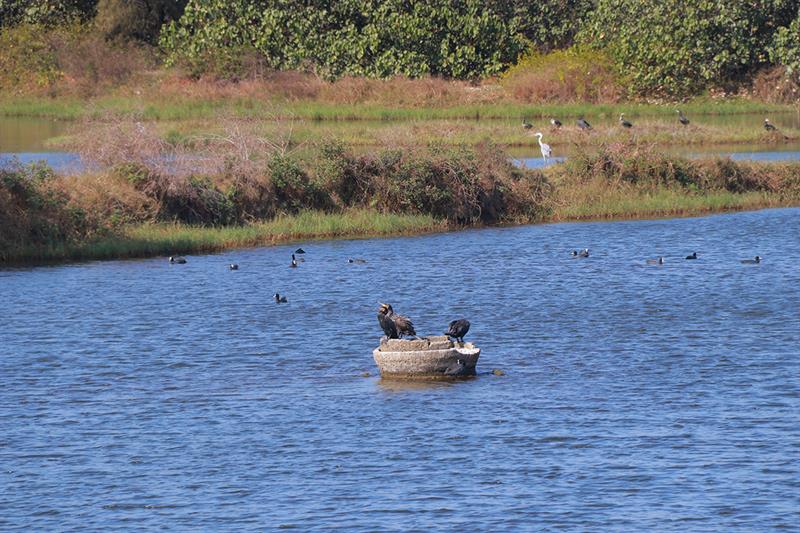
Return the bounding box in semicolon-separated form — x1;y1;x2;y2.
3;209;446;264
553;189;790;220
0;95;793;122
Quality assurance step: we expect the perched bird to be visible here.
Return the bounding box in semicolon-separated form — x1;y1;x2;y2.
377;304;399;339
646;257;664;265
295;248;306;254
577;117;593;131
274;293;288;303
444;359;468;377
685;252;698;260
619;113;633;128
290;254;298;268
534;132;552;162
380;303;416;338
445;319;470;343
550;118;562;129
348;258;367;264
677;109;690;126
169;256;186;264
764;119;777;132
741;256;761;264
522;120;533;130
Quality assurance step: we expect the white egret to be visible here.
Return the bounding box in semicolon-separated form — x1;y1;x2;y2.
534;132;552;162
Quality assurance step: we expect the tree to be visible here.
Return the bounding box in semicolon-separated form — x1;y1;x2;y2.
95;0;187;43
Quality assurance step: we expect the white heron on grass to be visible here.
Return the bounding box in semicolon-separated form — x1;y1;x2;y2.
534;132;552;163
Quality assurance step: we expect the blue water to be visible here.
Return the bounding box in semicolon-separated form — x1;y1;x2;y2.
2;208;800;531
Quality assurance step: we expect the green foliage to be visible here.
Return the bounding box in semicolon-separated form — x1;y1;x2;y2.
160;0;526;80
495;0;594;52
95;0;187;43
771;10;800;82
0;0;95;27
582;0;798;96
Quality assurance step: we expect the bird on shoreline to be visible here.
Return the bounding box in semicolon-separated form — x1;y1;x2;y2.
169;256;186;264
379;303;416;338
534;132;552;162
522;120;533;130
764;118;777;132
619;113;633;128
274;293;288;303
577;117;593;131
685;252;698;260
550;118;562;129
646;257;664;265
677;109;690;126
445;319;470;343
741;256;761;264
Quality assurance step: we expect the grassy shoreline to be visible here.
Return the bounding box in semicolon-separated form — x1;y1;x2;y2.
3;197;796;266
0;96;795;122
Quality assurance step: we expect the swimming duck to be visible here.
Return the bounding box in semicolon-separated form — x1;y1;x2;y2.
295;248;306;254
348;258;367;264
685;252;698;260
646;257;664;265
578;248;590;258
274;293;288;303
445;319;470;343
290;254;298;268
169;256;187;264
740;256;761;264
229;263;239;270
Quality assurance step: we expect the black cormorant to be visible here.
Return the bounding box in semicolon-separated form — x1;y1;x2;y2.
381;303;416;338
619;113;633;128
577;118;593;130
169;256;187;264
685;252;698;260
377;304;399;339
274;293;288;303
445;319;470;343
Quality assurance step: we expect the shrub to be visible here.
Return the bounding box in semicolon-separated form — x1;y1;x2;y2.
501;46;622;103
582;0;798;97
95;0;187;43
770;11;800;85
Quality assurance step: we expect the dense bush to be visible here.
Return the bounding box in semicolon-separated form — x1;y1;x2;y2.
771;10;800;83
95;0;187;43
582;0;798;96
500;0;593;52
160;0;527;80
0;162;95;258
0;0;95;27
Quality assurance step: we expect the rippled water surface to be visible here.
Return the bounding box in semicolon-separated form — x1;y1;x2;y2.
2;208;800;531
